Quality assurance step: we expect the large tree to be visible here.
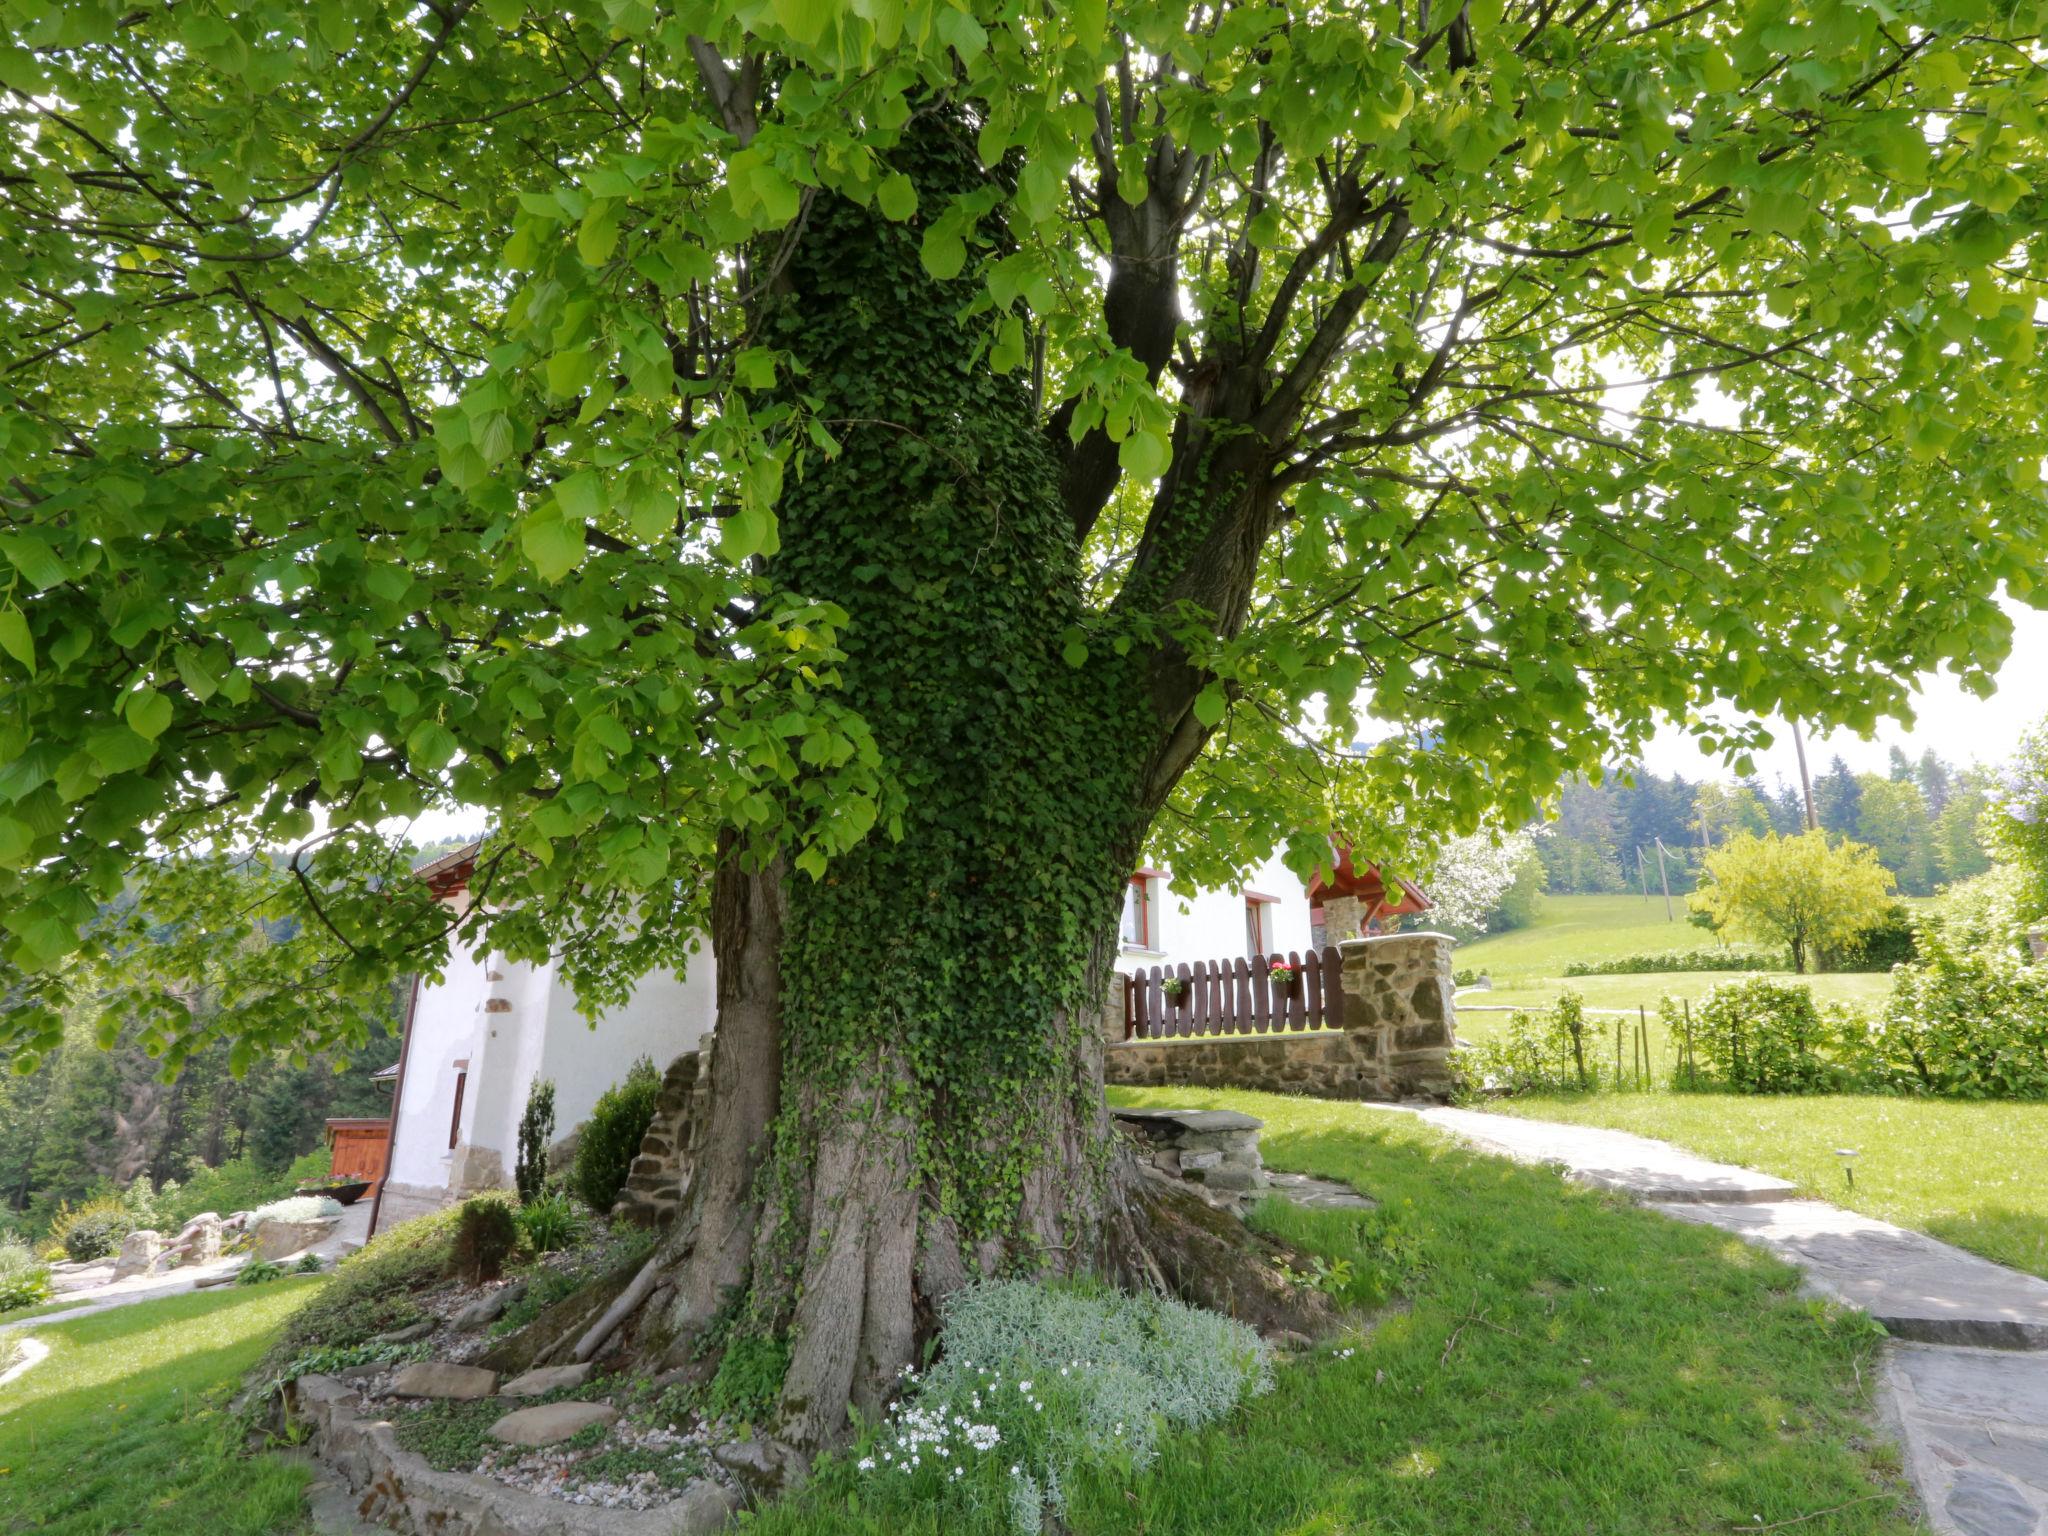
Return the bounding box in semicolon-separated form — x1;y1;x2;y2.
4;0;2047;1444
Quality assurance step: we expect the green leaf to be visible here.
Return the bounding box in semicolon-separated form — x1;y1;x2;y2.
173;644;218;700
555;469;607;525
406;719;458;771
920;227;967;280
1118;429;1170;480
772;0;834;47
1193;684;1228;728
0;534;67;591
126;687;174;741
722;505;772;563
577;202;621;266
876;172;918;222
522;507;586;581
0;608;33;676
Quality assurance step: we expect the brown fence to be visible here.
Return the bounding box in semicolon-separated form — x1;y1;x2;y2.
1123;947;1347;1039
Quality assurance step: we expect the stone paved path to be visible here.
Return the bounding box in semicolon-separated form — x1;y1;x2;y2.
1359;1103;2048;1536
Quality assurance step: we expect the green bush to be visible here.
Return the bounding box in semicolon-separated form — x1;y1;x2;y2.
450;1193;519;1284
516;1190;580;1254
52;1195;132;1261
1866;943;2048;1098
153;1150;333;1232
1815;901;1918;972
1459;991;1603;1095
705;1333;792;1426
572;1057;662;1213
515;1078;557;1206
256;1204;462;1380
0;1237;53;1311
236;1259;288;1287
1562;946;1785;977
1689;976;1845;1094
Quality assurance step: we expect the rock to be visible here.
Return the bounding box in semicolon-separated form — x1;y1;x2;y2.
373;1320;436;1345
487;1401;618;1447
194;1268;241;1288
1180;1150;1224;1170
1199;1164;1266;1193
498;1362;594;1397
168;1213;223;1263
1264;1329;1313;1352
713;1435;809;1497
112;1229;164;1279
335;1363;383;1383
450;1279;527;1331
251;1215;338;1261
389;1362;500;1400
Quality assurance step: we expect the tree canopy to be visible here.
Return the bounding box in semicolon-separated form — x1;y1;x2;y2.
4;0;2047;1070
1690;827;1896;970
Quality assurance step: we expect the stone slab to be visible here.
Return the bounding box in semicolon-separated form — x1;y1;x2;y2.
391;1362;500;1400
488;1401;619;1447
1266;1171;1377;1211
1884;1344;2048;1535
498;1362;594;1398
1654;1200;2048;1350
1411;1107;1799;1203
1113;1108;1265;1133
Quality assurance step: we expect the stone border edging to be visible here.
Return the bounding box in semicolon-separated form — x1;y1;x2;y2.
0;1335;49;1390
286;1374;739;1536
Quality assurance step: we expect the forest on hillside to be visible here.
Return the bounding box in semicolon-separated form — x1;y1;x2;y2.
1538;747;1993;900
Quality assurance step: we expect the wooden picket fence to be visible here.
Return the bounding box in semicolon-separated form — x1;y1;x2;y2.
1123;947;1347;1039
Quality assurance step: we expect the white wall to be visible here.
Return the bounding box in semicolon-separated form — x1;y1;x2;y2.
388;939;493;1191
537;953;717;1133
1119;855;1321;974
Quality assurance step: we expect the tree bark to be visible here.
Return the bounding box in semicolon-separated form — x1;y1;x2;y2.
519;112;1333;1452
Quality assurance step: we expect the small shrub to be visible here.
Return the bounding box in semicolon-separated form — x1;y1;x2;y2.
0;1238;53;1311
488;1264;587;1339
1459;991;1602;1096
53;1196;132;1262
515;1078;557;1205
705;1333;791;1426
1867;944;2048;1098
572;1057;662;1213
450;1194;519;1284
1563;945;1786;977
516;1191;580;1255
1816;901;1918;972
1690;976;1841;1094
237;1259;288;1286
295;1252;325;1274
851;1280;1271;1536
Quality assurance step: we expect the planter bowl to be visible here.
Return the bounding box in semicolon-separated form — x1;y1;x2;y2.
296;1180;372;1207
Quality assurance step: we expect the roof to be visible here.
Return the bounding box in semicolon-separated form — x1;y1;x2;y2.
1306;846;1432;917
370;1061;401;1082
413;840;481;899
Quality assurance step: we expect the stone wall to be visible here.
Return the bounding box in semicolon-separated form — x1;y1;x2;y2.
1103;931;1457;1102
612;1040;713;1227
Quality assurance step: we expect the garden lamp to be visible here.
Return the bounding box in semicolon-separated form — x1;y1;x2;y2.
1833;1148;1859;1190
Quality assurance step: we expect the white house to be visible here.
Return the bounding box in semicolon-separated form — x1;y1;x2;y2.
367;845;716;1233
364;842;1428;1234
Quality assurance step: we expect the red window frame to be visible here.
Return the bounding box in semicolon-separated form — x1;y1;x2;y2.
1124;872;1163;950
447;1066;468;1150
1244;892;1280;958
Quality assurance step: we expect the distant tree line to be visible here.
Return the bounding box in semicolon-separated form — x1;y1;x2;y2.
1538;748;1992;900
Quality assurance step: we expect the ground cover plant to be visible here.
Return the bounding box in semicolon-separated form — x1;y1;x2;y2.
0;1238;51;1312
0;1282;323;1536
745;1086;1917;1535
1488;1093;2048;1281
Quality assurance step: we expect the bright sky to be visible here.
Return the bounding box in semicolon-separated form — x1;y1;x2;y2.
1637;598;2048;787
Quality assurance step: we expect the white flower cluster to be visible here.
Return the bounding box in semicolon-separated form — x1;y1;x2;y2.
855;1282;1272;1535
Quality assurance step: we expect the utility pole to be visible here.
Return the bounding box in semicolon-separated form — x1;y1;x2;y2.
1653;837;1675;922
1636;844;1650;902
1790;719;1819;832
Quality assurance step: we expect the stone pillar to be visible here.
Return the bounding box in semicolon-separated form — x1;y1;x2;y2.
1320;893;1366;944
1338;931;1457;1101
1100;973;1129;1045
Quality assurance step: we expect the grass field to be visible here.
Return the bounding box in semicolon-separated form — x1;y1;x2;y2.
1451;894;1898;1050
0;1280;322;1536
1487;1094;2048;1280
753;1087;1917;1536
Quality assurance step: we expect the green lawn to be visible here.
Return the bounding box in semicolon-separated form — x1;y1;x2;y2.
0;1280;323;1536
1452;893;1898;1022
755;1087;1916;1536
1487;1093;2048;1281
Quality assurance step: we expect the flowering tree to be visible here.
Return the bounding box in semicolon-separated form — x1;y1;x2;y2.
1421;829;1542;935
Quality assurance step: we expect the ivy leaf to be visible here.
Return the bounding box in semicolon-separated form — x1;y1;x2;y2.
0;609;32;676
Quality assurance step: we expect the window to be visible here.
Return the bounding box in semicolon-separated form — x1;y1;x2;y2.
1245;893;1280;958
448;1064;468;1150
1122;873;1161;951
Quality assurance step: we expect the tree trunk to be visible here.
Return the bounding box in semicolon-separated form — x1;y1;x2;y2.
521;114;1332;1453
